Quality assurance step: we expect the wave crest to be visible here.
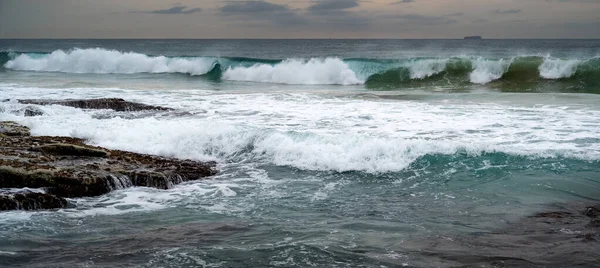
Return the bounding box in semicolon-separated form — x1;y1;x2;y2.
407;59;449;79
3;49;600;90
539;57;582;79
469;58;512;84
4;48;216;75
222;58;362;85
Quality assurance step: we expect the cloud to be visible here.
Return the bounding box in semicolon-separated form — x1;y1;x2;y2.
143;6;201;15
494;9;521;14
307;0;360;12
547;0;599;2
390;14;458;25
391;0;415;4
220;1;289;13
447;12;464;16
219;1;306;26
218;0;369;30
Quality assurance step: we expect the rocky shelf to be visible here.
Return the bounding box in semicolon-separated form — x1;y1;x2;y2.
18;98;172;112
0;120;217;211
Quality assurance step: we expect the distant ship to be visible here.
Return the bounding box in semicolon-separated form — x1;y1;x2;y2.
464;36;483;40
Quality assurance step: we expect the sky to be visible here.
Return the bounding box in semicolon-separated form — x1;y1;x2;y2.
0;0;599;38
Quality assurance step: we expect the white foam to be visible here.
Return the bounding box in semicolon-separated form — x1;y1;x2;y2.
59;177;247;217
222;58;363;85
539;57;581;79
63;188;171;217
4;48;216;75
469;58;512;84
0;188;46;194
406;59;448;79
0;211;35;224
2;85;600;218
3;87;600;174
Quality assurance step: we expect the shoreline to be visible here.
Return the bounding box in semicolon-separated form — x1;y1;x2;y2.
0;98;217;211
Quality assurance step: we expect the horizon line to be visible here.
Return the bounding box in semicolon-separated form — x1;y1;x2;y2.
1;38;600;40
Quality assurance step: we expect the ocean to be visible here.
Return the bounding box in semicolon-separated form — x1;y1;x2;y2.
0;39;599;267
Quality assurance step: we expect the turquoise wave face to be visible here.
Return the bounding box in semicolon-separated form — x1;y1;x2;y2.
2;49;600;93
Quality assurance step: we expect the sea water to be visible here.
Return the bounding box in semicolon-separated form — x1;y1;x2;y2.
0;39;599;267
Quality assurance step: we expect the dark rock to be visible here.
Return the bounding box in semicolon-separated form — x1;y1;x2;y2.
37;143;109;158
0;121;217;209
531;211;572;219
0;191;67;211
576;232;598;242
584;205;600;218
0;121;30;136
19;98;171;112
20;106;45;117
587;220;600;228
398;204;600;267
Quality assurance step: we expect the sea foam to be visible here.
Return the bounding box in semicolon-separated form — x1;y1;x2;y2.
406;59;449;79
469;58;512;84
222;58;362;85
2;87;600;174
539;57;582;79
4;48;215;75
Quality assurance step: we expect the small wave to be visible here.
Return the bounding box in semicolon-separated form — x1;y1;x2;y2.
3;92;600;174
4;48;216;75
406;59;449;79
469;58;513;84
539;57;582;79
3;49;600;90
222;58;363;85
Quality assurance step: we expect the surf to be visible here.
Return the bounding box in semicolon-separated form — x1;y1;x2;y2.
3;48;217;75
3;48;600;91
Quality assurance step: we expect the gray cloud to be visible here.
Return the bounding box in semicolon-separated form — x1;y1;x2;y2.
307;0;360;12
144;6;201;14
547;0;600;2
391;14;458;25
1;0;599;38
220;1;289;13
447;12;464;16
219;1;306;27
391;0;415;4
218;0;370;31
494;9;521;14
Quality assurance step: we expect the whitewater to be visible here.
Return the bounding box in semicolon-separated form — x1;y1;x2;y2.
3;48;600;88
2;85;600;173
1;39;600;268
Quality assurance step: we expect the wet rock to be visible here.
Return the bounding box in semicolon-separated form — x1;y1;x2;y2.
398;204;600;267
37;143;109;158
19;98;171;112
0;121;30;136
532;211;572;218
584;205;600;218
0;191;67;211
0;121;217;209
576;232;598;242
587;220;600;228
20;106;45;117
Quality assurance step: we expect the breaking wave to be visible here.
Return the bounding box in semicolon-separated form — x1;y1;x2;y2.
469;58;513;84
2;48;600;90
3;48;217;75
222;58;362;85
539;58;582;79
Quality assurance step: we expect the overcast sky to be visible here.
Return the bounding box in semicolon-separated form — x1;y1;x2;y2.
0;0;599;38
